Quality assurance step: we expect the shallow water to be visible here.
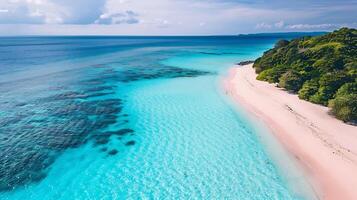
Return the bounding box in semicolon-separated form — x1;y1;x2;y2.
0;35;320;199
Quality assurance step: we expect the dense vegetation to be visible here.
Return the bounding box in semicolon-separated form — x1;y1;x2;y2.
253;28;357;123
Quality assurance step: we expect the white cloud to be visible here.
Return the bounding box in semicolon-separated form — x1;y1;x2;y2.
274;21;285;28
0;0;105;24
0;0;67;24
97;0;308;33
0;0;356;35
255;21;351;31
95;11;139;25
285;23;339;30
255;23;272;29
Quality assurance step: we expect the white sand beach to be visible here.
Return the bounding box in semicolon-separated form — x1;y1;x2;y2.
223;64;357;200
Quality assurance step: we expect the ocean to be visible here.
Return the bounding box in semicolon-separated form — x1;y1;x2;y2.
0;34;321;199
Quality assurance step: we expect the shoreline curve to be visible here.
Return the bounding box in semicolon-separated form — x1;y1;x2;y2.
223;64;357;200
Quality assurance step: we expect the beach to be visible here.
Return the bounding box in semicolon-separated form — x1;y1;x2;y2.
224;64;357;200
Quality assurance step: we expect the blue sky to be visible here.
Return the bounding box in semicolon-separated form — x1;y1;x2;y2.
0;0;356;35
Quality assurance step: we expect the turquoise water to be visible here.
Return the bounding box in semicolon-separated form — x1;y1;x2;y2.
0;35;320;199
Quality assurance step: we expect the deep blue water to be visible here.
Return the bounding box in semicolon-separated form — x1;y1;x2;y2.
0;34;321;199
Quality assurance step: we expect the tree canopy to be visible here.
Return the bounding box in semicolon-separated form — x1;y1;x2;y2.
253;28;357;123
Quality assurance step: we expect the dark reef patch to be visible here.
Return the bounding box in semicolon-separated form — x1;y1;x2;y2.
91;128;134;147
125;141;136;146
109;128;134;136
81;86;115;93
94;136;110;146
15;102;27;107
0;57;213;191
107;149;118;156
100;147;108;152
0;79;122;191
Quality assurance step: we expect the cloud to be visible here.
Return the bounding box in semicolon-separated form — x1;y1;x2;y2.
255;21;286;30
255;21;351;31
274;21;285;28
0;0;356;35
59;0;106;24
255;23;272;29
95;10;139;25
0;0;66;24
285;23;340;30
255;20;285;30
0;0;106;24
255;21;285;30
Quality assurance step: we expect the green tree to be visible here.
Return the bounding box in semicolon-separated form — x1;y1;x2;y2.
257;66;288;83
253;27;357;122
335;82;357;96
329;94;357;122
278;70;304;92
275;40;290;48
316;72;351;103
298;79;319;100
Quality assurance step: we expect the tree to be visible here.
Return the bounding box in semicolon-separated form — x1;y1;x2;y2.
298;79;319;100
315;72;351;103
278;70;304;92
328;82;357;122
275;40;290;48
253;28;357;122
329;94;357;122
335;82;357;96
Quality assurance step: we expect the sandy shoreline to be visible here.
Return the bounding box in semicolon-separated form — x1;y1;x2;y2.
223;64;357;200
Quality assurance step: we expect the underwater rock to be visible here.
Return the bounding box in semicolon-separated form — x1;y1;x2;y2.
237;60;254;65
84;92;115;99
125;141;136;146
81;86;115;93
0;149;53;191
15;102;27;107
115;128;134;135
94;136;110;146
108;149;118;155
49;91;88;101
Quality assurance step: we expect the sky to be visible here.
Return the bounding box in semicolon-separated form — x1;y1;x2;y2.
0;0;356;35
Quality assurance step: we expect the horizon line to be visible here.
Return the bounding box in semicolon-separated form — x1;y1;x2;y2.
0;31;329;37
